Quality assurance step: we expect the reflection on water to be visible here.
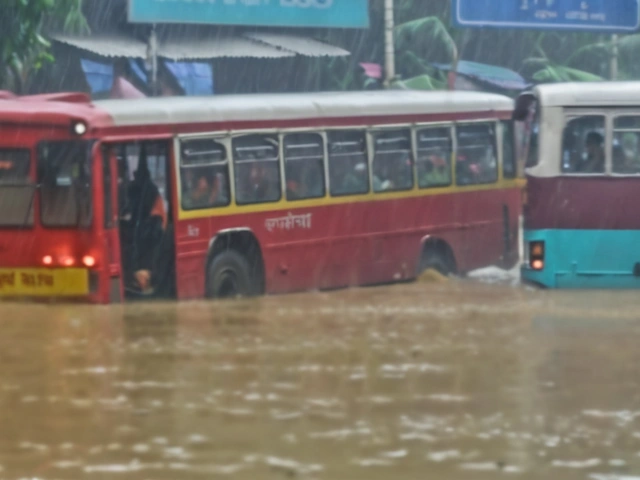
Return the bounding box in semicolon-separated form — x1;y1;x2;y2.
1;281;640;479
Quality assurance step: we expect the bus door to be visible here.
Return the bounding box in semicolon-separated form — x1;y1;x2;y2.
100;144;124;303
93;143;124;303
107;141;175;300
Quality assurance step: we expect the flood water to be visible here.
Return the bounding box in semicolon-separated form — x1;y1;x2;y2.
1;279;640;480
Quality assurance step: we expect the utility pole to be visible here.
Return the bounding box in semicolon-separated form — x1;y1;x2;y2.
147;24;159;96
383;0;395;88
610;34;619;81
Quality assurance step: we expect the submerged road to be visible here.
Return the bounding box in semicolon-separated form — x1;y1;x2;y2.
0;279;639;479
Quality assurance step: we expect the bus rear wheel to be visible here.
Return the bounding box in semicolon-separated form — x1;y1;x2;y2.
206;251;255;299
418;248;455;277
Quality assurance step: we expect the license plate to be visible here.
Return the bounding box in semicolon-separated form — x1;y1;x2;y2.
0;268;89;297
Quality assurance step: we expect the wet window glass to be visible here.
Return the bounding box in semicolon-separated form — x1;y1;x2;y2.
0;149;34;227
613;116;640;175
181;139;230;210
456;124;498;185
284;133;325;201
525;101;540;169
103;148;113;229
328;131;369;196
416;127;452;188
233;135;281;205
502;121;516;179
372;129;413;192
562;115;606;174
37;141;92;228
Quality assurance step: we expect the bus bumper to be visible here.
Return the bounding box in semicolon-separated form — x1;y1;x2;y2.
0;268;103;303
522;229;640;289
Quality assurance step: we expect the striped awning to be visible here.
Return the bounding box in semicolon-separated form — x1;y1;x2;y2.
52;32;349;60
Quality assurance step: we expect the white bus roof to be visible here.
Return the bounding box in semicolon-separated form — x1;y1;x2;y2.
533;81;640;108
94;90;513;127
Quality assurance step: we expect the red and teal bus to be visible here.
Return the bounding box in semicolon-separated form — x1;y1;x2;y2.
0;90;520;303
517;82;640;288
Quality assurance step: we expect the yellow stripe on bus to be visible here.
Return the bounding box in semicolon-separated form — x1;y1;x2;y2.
178;179;523;221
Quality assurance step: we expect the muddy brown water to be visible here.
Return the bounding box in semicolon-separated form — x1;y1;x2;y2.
1;279;640;480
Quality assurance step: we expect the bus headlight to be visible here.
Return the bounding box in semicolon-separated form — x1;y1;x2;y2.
72;121;87;136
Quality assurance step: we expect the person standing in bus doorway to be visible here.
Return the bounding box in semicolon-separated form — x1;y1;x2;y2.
128;146;167;294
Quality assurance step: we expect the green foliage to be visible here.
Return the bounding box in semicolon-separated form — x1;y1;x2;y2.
394;16;456;63
0;0;89;92
391;74;446;91
532;64;604;82
315;0;636;92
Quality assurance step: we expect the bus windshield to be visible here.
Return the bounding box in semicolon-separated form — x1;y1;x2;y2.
0;149;35;227
524;101;539;169
513;93;539;170
37;141;92;228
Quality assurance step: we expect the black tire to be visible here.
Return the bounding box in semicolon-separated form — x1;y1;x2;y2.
206;251;255;299
419;250;453;276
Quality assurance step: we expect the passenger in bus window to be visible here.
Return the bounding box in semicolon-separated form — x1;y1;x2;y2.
244;161;278;203
286;161;324;200
183;171;212;209
373;162;393;191
456;154;472;185
394;155;414;190
285;161;310;200
182;167;228;209
577;132;604;173
420;157;450;187
304;163;325;198
286;162;303;199
613;143;628;173
330;159;367;196
620;133;640;173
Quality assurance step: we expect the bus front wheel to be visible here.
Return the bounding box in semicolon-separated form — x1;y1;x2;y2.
206;251;255;299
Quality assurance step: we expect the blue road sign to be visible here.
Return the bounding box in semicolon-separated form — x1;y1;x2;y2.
129;0;369;29
452;0;639;32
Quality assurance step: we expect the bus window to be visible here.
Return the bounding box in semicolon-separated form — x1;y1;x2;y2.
372;129;413;192
524;100;539;169
0;149;34;227
37;141;92;228
416;127;452;188
501;121;516;179
181;138;230;210
233;135;281;205
613;116;640;174
456;124;498;186
328;131;369;196
561;116;605;174
284;133;326;201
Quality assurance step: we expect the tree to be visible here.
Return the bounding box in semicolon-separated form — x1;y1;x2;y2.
314;0;635;92
0;0;89;92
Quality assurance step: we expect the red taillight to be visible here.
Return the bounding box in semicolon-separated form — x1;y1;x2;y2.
529;241;545;271
42;255;53;266
60;255;75;267
82;255;96;268
531;259;544;270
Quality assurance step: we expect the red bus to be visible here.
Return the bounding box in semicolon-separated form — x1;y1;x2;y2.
0;90;519;303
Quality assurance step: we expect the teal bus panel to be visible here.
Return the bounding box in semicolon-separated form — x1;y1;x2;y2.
522;229;640;289
129;0;370;29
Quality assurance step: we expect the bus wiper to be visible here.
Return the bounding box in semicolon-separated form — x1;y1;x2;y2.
22;183;38;228
74;183;90;227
